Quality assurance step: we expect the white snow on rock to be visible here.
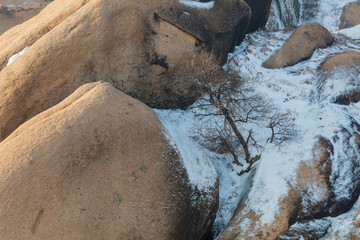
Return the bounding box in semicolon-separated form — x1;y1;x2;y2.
179;0;214;10
155;109;218;192
227;28;360;226
7;47;28;66
337;25;360;40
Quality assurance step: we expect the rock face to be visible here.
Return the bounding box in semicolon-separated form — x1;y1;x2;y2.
263;23;333;69
244;0;272;32
0;0;49;35
158;0;252;62
340;0;360;30
0;0;269;141
0;82;219;240
218;135;360;240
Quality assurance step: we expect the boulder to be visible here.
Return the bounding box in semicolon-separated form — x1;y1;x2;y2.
218;135;360;240
157;0;252;61
318;51;360;105
263;23;333;69
0;0;91;70
340;0;360;30
319;51;360;72
0;81;219;240
0;0;257;141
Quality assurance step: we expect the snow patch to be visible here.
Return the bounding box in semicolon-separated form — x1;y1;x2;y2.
155;109;218;192
179;0;214;10
7;47;28;66
337;25;360;40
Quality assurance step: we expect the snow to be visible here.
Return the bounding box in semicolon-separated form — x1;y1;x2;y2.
179;0;214;10
338;25;360;40
155;109;218;192
7;47;28;66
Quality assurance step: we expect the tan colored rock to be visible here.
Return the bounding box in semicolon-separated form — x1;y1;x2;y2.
0;0;256;141
319;51;360;72
340;0;360;30
0;81;218;240
263;23;333;69
318;51;360;105
0;0;46;4
0;0;169;141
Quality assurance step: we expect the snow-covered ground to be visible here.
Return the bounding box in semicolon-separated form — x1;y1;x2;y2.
158;0;360;238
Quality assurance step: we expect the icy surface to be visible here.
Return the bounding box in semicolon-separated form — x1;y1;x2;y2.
179;0;214;10
7;47;28;66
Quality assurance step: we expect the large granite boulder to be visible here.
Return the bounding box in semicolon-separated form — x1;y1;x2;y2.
0;0;259;141
263;23;333;69
0;82;219;240
340;0;360;30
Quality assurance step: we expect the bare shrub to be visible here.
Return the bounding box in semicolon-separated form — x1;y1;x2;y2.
175;51;299;175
